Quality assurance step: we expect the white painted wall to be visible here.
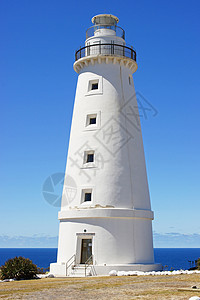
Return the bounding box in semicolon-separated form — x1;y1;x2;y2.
57;217;154;265
50;15;161;276
61;63;151;211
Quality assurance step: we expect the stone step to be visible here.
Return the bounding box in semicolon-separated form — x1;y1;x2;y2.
69;266;92;277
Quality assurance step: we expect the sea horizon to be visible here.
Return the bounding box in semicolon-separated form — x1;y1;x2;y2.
0;247;200;249
0;248;199;271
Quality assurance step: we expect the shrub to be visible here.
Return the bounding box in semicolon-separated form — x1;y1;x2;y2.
0;256;38;280
37;267;50;274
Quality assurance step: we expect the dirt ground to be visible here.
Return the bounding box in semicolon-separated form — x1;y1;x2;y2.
0;274;200;300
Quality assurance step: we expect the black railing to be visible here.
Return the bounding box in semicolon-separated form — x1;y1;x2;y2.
86;25;125;40
75;43;136;62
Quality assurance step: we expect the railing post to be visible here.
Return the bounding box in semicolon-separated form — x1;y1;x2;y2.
84;254;93;277
111;42;114;55
87;45;90;56
131;46;133;60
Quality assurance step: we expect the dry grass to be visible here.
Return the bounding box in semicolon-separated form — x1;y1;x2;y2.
0;274;200;299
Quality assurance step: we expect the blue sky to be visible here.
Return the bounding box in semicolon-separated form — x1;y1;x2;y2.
0;0;200;248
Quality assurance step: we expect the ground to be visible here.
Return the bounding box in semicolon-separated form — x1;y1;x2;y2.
0;274;200;299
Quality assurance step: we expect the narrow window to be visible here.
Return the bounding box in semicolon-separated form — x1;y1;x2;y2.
88;79;99;92
91;82;98;90
129;75;133;85
86;153;94;163
82;189;92;203
86;114;97;127
86;77;102;95
84;150;95;164
89;117;96;125
85;192;91;202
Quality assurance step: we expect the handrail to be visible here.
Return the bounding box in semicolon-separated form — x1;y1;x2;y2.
75;43;136;62
85;254;93;277
66;254;76;276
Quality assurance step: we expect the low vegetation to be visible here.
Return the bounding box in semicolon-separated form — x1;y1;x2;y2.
0;256;38;280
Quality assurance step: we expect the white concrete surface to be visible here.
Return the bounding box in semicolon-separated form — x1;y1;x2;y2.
50;14;161;276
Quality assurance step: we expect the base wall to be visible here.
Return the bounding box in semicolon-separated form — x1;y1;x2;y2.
57;216;155;266
50;262;162;277
50;263;66;277
94;264;162;275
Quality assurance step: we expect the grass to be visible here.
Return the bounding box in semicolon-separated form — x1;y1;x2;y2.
0;274;200;299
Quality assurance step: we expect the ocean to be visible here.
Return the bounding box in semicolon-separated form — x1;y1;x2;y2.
0;248;199;270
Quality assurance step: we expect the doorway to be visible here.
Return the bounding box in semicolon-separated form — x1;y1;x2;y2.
80;238;92;264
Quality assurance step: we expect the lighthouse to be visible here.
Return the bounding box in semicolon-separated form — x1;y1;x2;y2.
50;14;161;276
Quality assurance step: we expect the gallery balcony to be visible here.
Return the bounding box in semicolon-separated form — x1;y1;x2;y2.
75;43;136;62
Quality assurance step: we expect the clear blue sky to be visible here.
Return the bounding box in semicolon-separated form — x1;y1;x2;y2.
0;0;200;248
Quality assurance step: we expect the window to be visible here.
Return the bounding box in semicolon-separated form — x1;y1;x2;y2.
129;75;133;85
91;83;98;90
86;153;94;163
85;76;103;96
84;112;101;131
86;113;98;128
82;189;92;203
89;117;96;125
88;80;99;92
84;150;95;164
85;192;91;202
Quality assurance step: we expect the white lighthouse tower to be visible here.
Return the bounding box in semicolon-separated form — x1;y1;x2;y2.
50;14;161;276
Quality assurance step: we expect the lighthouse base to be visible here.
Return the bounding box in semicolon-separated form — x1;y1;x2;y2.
50;262;162;277
91;263;162;276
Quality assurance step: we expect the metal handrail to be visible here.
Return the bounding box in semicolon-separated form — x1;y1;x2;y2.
86;24;125;40
84;254;93;277
75;43;136;62
66;254;76;276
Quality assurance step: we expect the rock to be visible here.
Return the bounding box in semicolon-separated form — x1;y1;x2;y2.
108;269;200;277
189;297;200;300
109;270;117;276
36;273;55;279
192;286;198;289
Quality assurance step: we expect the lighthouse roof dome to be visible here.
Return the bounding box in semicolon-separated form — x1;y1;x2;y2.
92;14;119;26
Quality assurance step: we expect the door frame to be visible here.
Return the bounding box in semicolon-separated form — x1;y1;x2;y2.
76;233;95;264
